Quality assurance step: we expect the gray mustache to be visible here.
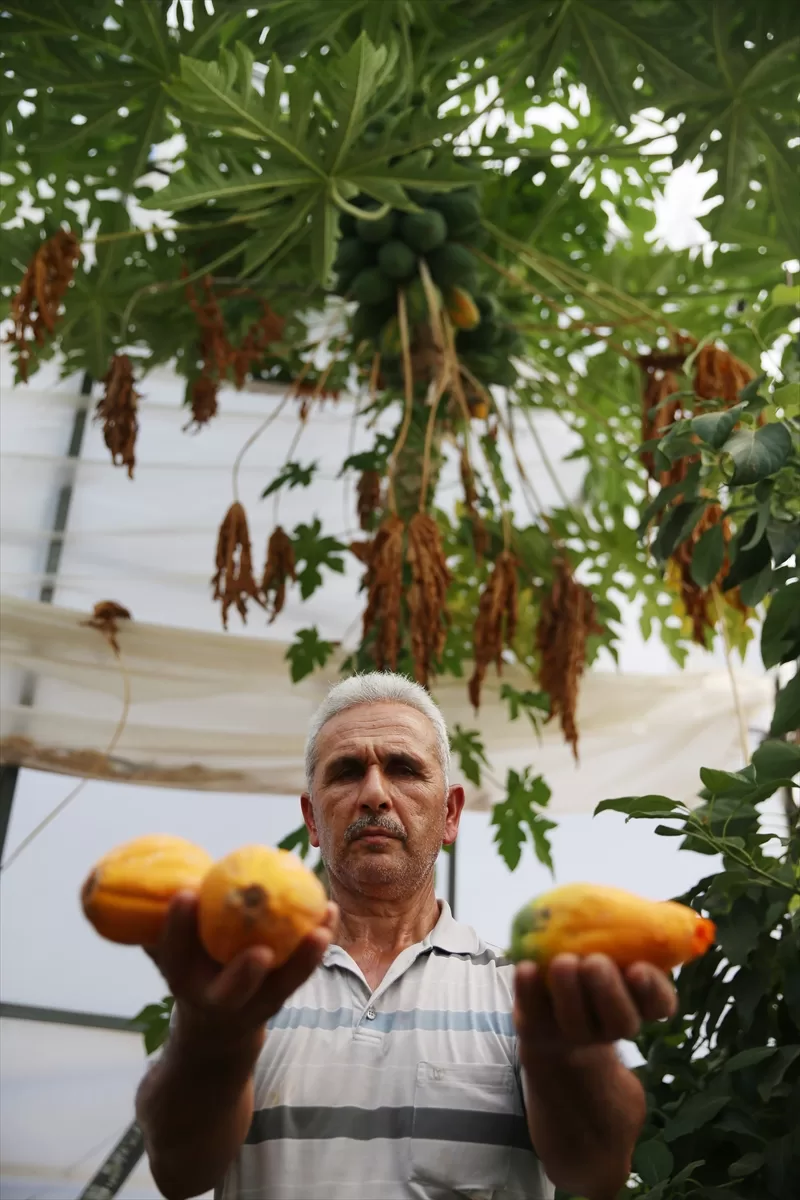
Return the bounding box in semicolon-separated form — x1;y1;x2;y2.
345;814;407;844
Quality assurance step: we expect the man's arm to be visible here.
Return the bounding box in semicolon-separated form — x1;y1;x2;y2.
135;1008;264;1200
136;892;337;1200
521;1043;644;1200
515;953;676;1200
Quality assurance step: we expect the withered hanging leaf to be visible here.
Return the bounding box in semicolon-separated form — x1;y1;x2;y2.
95;355;140;479
184;375;220;430
211;502;265;629
361;515;405;672
262;525;296;623
469;550;519;709
406;512;451;688
185;273;230;381
81;600;132;656
694;343;755;405
230;302;286;390
6;229;81;381
536;558;601;760
639;364;685;483
357;469;382;531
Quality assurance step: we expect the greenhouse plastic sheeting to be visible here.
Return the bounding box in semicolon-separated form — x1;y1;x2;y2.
0;593;773;810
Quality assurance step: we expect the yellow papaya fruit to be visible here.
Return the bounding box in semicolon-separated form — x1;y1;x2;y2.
509;882;715;972
197;844;328;967
446;286;481;330
81;834;214;946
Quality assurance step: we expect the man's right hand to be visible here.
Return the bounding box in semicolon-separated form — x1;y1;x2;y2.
144;890;338;1045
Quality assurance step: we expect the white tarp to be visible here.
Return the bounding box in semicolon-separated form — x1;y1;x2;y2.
0;593;773;810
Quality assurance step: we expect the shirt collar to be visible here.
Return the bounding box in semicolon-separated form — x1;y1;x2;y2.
322;899;481;966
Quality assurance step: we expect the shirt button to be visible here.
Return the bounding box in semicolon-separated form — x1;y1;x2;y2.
365;1008;376;1021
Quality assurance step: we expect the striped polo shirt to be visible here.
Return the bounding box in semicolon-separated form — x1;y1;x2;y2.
215;901;554;1200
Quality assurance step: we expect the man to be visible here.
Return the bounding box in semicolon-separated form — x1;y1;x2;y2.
137;672;677;1200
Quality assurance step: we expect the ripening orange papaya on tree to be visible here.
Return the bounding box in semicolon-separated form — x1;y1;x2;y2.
81;834;214;946
197;844;328;966
508;882;715;971
446;286;481;330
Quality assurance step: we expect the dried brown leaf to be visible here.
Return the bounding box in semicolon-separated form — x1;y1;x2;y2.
361;516;405;672
536;558;601;760
406;512;451;688
81;600;132;656
211;502;265;629
469;550;518;709
262;526;296;623
6;230;81;381
95;355;140;479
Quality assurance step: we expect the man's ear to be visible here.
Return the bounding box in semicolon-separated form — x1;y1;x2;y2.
301;793;320;848
443;785;465;846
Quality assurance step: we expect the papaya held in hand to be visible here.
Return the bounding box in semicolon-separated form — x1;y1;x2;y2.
197;844;328;966
81;834;214;946
509;882;715;972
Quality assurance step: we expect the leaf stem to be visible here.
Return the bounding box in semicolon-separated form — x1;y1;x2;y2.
387;287;415;515
712;588;750;766
330;184;391;222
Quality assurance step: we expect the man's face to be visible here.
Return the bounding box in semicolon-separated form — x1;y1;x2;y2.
301;701;463;899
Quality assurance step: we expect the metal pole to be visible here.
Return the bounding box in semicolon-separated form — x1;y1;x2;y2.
77;1122;145;1200
0;373;91;864
447;839;457;918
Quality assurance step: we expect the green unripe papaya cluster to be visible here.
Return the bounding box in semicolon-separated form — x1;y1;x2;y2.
334;188;482;335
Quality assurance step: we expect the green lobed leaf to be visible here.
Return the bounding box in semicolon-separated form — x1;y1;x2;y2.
278;823;311;858
291;519;346;600
450;725;489;787
285;627;336;683
261;460;318;499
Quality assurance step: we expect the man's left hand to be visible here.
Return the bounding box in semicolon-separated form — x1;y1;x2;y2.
514;953;677;1055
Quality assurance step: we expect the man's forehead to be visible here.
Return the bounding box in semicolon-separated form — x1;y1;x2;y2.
316;702;438;754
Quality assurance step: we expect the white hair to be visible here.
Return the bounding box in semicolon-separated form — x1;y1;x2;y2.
304;672;451;793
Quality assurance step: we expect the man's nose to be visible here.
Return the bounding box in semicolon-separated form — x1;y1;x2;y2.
358;763;392;811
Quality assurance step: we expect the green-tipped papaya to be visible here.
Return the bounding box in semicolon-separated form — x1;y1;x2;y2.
356;207;397;244
426;242;477;289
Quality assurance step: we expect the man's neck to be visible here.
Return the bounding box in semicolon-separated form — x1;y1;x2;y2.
329;882;441;988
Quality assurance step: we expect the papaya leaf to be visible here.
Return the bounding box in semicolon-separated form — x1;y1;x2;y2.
279;823;311;858
285;627;335;683
450;724;489;787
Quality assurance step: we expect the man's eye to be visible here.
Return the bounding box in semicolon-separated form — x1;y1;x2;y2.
390;761;416;775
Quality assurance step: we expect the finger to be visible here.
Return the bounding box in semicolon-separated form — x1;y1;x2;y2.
251;924;334;1018
513;960;556;1046
625;963;678;1022
145;891;214;990
546;953;599;1044
206;945;276;1009
513;962;553;1041
581;954;641;1041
